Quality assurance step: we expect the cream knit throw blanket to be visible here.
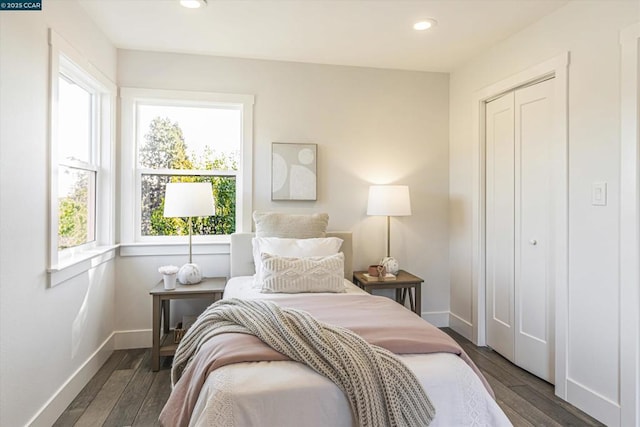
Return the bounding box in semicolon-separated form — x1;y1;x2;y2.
172;298;436;427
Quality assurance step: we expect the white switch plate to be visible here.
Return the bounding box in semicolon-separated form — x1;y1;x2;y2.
592;182;607;206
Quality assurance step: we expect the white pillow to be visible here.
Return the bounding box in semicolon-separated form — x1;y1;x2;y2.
260;252;346;294
252;237;343;286
253;212;329;238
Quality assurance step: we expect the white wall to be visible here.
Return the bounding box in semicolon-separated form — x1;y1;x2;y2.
0;3;117;426
448;1;639;425
116;50;451;337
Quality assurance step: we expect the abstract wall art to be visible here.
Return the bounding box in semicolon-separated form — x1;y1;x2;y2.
271;142;317;201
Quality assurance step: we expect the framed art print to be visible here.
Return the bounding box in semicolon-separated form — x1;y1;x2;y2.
271;142;317;201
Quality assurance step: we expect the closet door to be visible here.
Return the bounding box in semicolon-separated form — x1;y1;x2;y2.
485;78;555;383
485;92;516;362
514;79;555;383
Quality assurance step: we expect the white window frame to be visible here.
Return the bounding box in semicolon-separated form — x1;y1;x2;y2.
48;30;117;286
57;66;99;251
119;88;254;251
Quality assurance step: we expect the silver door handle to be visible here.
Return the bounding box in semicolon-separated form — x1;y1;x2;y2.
529;239;537;245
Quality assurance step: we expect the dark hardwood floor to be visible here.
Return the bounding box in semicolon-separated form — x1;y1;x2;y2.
54;349;172;427
441;328;604;427
56;330;603;426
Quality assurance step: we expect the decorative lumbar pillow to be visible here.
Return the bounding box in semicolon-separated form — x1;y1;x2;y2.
253;211;329;238
252;237;343;287
260;252;346;293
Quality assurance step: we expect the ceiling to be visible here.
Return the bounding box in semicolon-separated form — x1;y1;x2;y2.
78;0;570;72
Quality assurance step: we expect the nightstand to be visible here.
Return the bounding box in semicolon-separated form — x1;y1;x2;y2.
352;270;424;316
149;277;226;371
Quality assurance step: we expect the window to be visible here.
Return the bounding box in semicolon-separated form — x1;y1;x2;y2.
48;30;116;284
120;89;254;246
57;72;97;250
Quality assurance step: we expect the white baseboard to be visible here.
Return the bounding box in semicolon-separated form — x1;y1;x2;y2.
448;312;473;341
421;311;449;327
567;378;620;426
114;329;152;349
27;333;115;427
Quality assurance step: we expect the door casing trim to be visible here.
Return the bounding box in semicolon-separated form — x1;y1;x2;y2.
469;52;569;397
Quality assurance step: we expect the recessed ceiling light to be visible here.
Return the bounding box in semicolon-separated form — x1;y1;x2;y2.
180;0;207;9
413;19;437;31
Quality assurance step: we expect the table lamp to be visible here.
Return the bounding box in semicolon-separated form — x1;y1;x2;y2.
164;182;215;284
367;185;412;274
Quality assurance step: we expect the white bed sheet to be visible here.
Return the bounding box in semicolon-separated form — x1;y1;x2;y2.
189;276;511;426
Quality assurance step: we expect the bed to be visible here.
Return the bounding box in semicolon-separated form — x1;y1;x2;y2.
160;229;511;427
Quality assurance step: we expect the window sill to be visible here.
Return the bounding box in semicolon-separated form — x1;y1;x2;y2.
119;240;231;257
48;245;118;287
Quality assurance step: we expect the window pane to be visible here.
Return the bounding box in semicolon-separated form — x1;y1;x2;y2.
58;166;96;250
141;174;236;236
136;104;240;170
58;75;92;164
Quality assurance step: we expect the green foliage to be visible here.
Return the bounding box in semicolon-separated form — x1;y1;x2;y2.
140;117;237;236
139;117;192;170
58;170;90;250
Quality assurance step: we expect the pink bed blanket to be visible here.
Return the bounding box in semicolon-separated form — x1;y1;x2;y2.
160;293;492;427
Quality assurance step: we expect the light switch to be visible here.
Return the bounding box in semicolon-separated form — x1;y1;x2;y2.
592;182;607;206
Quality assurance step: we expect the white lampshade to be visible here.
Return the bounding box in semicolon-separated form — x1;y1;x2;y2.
180;0;207;9
367;185;412;217
164;182;215;218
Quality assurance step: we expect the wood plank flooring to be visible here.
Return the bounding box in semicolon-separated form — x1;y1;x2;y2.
54;349;172;427
56;329;604;426
441;328;604;427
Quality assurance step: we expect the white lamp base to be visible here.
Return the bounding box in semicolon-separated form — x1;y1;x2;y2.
380;257;400;275
177;263;202;284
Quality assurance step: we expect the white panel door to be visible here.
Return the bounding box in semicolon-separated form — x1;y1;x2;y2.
485;92;515;362
514;79;555;383
485;78;555;383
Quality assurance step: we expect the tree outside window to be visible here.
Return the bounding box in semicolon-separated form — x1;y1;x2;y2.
137;105;240;237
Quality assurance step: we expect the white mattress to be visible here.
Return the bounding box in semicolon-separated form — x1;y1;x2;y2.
189;276;511;426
